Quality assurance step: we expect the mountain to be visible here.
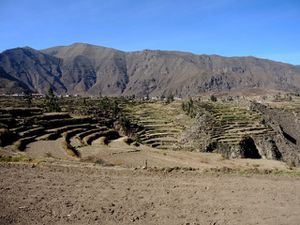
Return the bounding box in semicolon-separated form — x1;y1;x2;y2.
0;47;66;94
0;67;29;94
42;43;127;95
0;42;300;96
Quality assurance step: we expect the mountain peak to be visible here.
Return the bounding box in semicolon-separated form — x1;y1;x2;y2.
68;42;117;51
2;46;40;55
71;42;92;46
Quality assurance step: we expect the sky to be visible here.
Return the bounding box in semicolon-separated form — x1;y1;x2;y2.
0;0;299;64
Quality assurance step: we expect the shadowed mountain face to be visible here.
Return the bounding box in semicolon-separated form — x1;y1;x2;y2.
0;47;67;94
1;43;300;96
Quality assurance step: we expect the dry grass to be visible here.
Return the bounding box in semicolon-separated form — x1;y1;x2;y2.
80;156;114;166
0;155;28;162
203;166;300;177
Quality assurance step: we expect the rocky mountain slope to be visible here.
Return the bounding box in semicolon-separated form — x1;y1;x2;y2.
0;43;300;96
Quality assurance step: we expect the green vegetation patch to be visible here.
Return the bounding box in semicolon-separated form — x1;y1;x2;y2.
0;155;28;162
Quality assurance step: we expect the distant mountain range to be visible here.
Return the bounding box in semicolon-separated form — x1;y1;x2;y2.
1;42;300;96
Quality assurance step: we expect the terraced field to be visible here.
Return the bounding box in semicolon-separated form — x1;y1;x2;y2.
266;96;300;112
0;98;295;162
206;102;276;146
0;108;120;159
121;100;279;154
123;101;193;150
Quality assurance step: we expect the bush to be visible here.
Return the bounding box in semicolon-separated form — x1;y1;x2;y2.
119;115;131;130
0;155;27;162
44;88;61;112
182;98;197;118
210;95;217;102
98;97;121;118
166;93;174;104
23;89;33;107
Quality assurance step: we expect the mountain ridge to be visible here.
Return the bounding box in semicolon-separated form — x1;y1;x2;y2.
42;43;300;66
1;43;300;96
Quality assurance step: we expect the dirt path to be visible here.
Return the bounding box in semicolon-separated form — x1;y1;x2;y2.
0;162;299;225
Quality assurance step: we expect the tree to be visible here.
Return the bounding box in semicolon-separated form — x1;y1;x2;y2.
98;97;121;118
166;93;174;104
182;98;196;118
44;88;61;112
111;99;121;118
23;89;32;107
98;97;110;114
210;95;217;102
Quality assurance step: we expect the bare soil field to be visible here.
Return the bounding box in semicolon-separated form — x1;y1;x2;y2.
0;160;300;225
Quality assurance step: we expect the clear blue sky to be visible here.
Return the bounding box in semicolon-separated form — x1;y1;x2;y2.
0;0;299;64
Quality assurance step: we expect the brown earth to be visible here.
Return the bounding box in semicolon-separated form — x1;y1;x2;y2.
26;138;72;160
0;159;300;225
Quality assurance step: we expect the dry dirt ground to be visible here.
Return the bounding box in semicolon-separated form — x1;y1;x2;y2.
0;162;300;225
1;138;300;225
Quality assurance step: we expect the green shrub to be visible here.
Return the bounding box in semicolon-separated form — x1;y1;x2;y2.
23;90;33;107
210;95;217;102
44;88;61;112
98;97;122;118
0;155;27;162
166;93;174;104
182;98;197;118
